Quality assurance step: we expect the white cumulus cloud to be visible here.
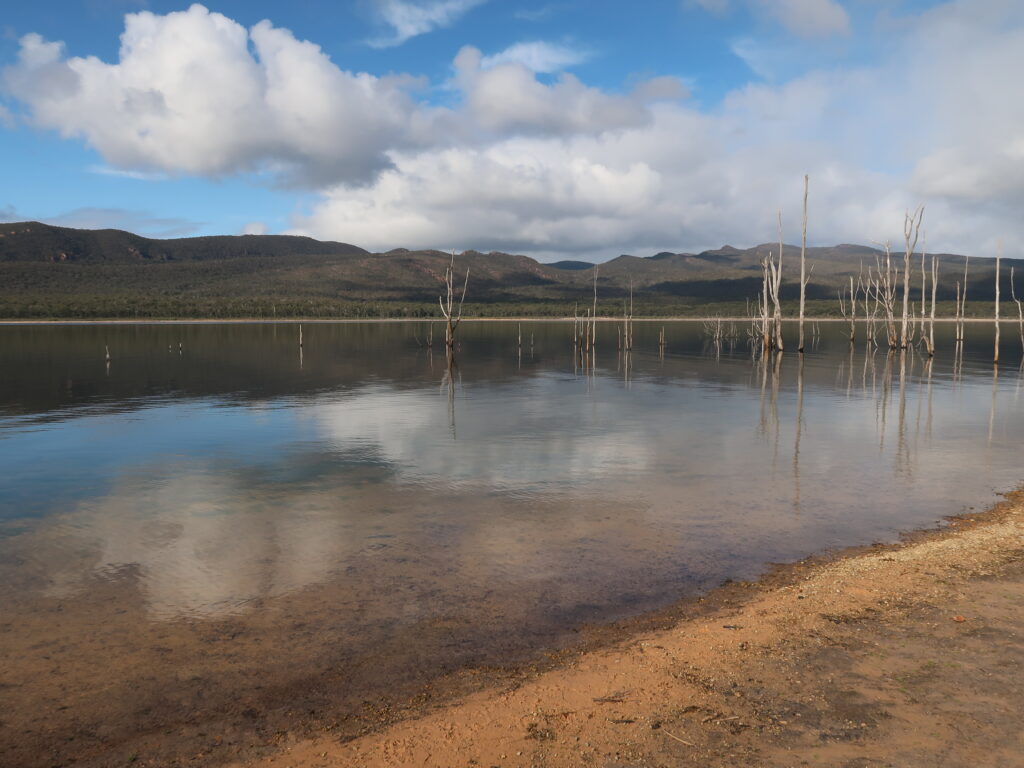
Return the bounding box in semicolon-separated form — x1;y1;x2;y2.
294;1;1024;258
480;40;590;73
453;45;686;137
2;4;435;185
3;1;1024;260
0;6;681;188
368;0;486;47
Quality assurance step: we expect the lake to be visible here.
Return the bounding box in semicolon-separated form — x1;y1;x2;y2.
1;320;1021;767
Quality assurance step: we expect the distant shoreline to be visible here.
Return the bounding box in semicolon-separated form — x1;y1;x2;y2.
0;317;1009;326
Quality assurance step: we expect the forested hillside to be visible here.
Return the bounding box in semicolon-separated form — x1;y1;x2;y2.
0;222;1016;319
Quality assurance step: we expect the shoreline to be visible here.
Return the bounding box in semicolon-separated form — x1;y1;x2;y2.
0;317;1011;325
235;487;1024;767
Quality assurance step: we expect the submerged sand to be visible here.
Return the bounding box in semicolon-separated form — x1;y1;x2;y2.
237;491;1024;768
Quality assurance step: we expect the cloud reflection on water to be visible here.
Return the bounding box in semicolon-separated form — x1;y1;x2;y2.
2;327;1023;624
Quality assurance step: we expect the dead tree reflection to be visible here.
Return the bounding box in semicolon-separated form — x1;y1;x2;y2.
988;363;999;447
793;353;804;511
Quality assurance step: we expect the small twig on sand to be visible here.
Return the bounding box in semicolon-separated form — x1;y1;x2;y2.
701;713;740;723
662;729;695;747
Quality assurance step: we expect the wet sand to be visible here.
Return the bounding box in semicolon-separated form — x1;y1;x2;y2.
236;490;1024;768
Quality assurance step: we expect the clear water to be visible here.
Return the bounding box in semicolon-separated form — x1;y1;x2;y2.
0;320;1021;765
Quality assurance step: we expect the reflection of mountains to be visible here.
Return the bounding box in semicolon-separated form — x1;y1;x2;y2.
0;322;556;419
1;322;1016;423
9;341;1023;626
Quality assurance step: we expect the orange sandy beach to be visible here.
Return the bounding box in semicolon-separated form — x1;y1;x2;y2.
234;491;1024;768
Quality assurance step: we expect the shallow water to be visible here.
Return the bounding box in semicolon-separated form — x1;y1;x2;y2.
1;321;1022;766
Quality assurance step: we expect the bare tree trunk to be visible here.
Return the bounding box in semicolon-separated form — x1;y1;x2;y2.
775;211;785;351
900;207;924;349
954;280;962;341
798;175;808;353
837;275;857;343
770;252;782;350
875;243;898;348
864;263;879;347
622;301;627;351
1011;266;1024;354
622;277;635;353
591;265;599;350
928;254;938;357
919;241;927;338
760;253;771;352
439;251;469;350
959;255;970;341
994;243;1001;363
622;280;630;352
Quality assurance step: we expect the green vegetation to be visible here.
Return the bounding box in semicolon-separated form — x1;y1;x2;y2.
0;221;1018;320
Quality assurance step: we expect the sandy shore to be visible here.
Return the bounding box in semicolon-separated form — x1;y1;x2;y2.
232;490;1024;768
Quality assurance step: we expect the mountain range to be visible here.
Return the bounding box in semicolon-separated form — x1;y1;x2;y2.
0;221;1017;319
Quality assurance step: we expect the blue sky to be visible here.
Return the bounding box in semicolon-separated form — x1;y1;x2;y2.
0;0;1020;259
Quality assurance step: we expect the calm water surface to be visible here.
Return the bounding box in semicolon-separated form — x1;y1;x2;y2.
0;321;1021;766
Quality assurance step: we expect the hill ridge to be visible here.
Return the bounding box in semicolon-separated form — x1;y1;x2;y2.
0;221;1018;319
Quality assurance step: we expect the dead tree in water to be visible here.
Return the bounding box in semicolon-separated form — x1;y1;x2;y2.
994;243;1002;363
571;268;601;360
413;322;435;349
837;275;858;343
622;279;634;351
954;281;962;339
918;234;928;339
798;175;809;353
956;255;969;341
573;302;579;349
899;207;925;349
773;211;785;350
703;317;724;346
768;250;783;350
926;254;938;357
1011;266;1024;354
439;251;469;351
861;261;879;346
869;242;899;349
758;252;772;351
756;242;783;353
